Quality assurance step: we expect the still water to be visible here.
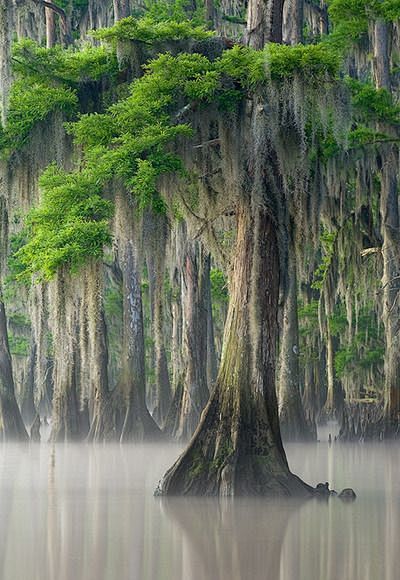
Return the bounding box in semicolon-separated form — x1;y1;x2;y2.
0;433;399;580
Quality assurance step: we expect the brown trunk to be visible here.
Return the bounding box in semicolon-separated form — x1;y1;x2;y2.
247;0;284;48
113;0;130;21
45;1;56;48
0;288;29;441
157;201;312;496
283;0;303;44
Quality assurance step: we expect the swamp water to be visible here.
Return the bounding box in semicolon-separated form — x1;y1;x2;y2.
0;434;398;580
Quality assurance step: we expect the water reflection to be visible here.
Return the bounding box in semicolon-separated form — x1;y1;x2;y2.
0;442;399;580
161;498;299;580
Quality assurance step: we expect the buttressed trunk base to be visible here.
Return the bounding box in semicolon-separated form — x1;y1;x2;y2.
157;201;312;496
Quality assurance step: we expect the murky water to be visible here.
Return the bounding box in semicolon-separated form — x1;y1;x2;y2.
0;434;399;580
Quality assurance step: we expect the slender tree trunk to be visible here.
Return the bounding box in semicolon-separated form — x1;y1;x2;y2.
373;20;391;91
205;265;218;389
278;236;314;440
45;1;56;48
380;155;400;434
0;0;12;126
158;200;312;496
113;0;130;21
50;270;84;442
145;213;172;427
0;289;29;440
373;20;400;435
20;340;37;426
247;0;285;48
165;238;210;441
283;0;303;44
86;262;117;441
114;193;162;441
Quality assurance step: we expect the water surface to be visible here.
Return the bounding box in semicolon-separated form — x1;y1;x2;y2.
0;436;398;580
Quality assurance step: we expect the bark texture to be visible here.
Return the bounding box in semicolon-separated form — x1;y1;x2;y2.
158;200;312;496
278;234;314;440
114;192;162;441
165;238;210;441
0;291;29;440
247;0;284;48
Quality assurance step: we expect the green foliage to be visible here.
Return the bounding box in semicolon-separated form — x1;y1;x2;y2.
266;43;341;80
104;287;123;319
12;39;118;86
210;268;228;303
347;78;400;125
14;24;342;279
15;165;113;281
92;15;212;43
334;305;384;377
0;80;77;155
8;312;31;329
8;335;30;357
216;43;341;87
328;0;400;49
57;0;89;9
312;229;336;289
0;40;118;157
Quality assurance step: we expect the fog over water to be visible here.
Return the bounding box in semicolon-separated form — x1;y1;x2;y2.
0;428;399;580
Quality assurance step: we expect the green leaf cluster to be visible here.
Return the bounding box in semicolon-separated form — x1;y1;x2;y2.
0;80;77;155
1;40;119;157
328;0;400;48
12;39;119;86
14;25;343;280
15;165;113;281
92;15;213;43
8;335;30;357
347;78;400;124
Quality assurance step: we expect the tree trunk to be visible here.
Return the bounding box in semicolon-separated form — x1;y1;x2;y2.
114;193;162;441
205;264;218;389
278;235;314;440
0;0;12;126
86;262;117;441
113;0;130;21
20;340;37;426
283;0;303;44
0;288;29;441
157;200;312;496
373;19;391;91
50;270;85;442
380;154;400;435
373;19;400;435
45;1;56;48
145;213;172;427
165;238;210;441
247;0;285;48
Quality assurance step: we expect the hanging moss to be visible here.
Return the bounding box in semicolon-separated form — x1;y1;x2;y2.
12;14;345;282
